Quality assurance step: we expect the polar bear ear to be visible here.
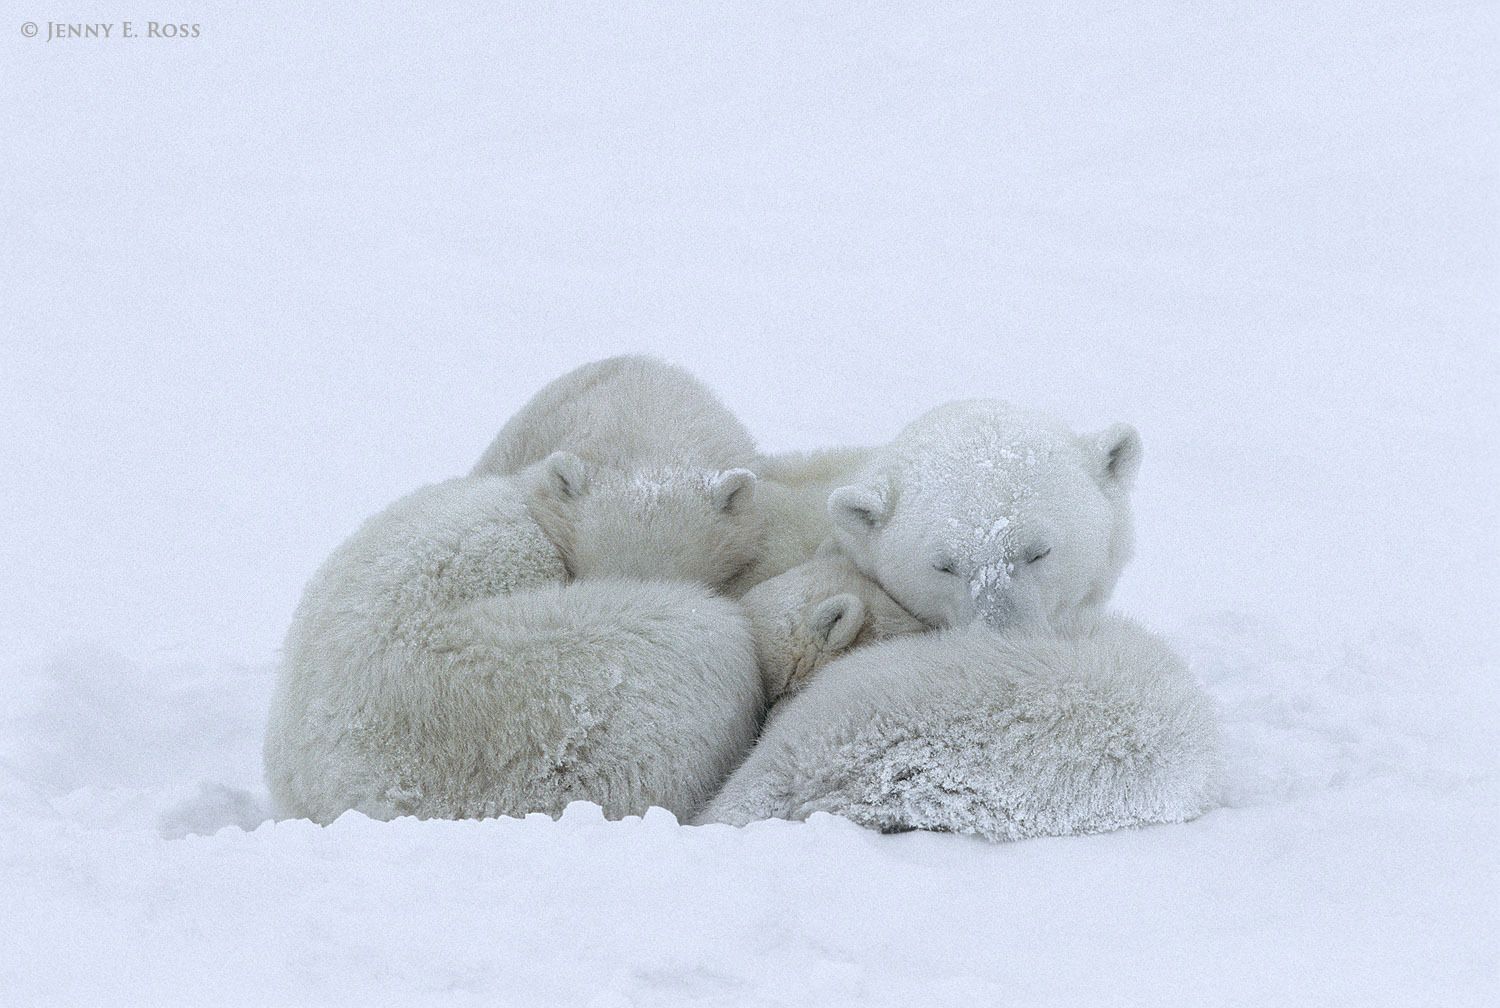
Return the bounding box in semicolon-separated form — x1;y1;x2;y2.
541;451;591;500
828;480;890;536
711;468;757;514
1089;424;1143;491
804;594;866;653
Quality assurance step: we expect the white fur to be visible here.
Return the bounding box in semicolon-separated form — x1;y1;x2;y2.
695;614;1221;840
472;354;758;475
739;555;924;701
528;451;766;594
828;400;1141;630
264;472;765;824
473;356;778;596
740;446;874;590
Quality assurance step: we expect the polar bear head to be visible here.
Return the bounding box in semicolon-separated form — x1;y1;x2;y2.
527;451;766;593
827;400;1141;630
739;556;926;701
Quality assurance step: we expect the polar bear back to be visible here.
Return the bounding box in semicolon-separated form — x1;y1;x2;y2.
473;355;758;476
266;476;564;819
696;615;1221;841
282;476;565;667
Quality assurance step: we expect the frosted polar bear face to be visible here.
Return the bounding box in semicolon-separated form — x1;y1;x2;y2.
827;401;1141;630
528;451;767;593
739;557;925;701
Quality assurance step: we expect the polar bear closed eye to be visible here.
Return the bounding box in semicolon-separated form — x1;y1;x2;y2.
827;400;1141;631
739;556;925;701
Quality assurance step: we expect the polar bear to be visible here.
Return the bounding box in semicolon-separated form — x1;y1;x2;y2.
472;355;810;595
264;454;765;825
738;555;925;701
472;354;758;476
694;614;1222;840
827;400;1142;630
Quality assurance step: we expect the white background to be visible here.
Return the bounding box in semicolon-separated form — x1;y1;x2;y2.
2;3;1495;1004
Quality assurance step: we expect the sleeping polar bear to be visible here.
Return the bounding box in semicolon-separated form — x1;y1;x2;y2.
827;399;1143;631
475;354;878;592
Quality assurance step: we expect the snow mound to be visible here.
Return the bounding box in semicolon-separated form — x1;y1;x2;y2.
0;618;1492;1005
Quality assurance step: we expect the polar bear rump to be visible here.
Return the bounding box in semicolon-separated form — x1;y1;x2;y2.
269;578;763;824
696;616;1221;841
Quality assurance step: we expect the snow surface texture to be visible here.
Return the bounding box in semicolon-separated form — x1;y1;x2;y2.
3;1;1496;1005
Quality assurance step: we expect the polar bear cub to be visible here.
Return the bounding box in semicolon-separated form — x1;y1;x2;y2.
473;355;775;595
695;614;1222;840
264;453;765;825
738;555;925;701
527;450;764;589
828;400;1142;631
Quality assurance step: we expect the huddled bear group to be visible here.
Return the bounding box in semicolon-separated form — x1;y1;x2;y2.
265;356;1221;841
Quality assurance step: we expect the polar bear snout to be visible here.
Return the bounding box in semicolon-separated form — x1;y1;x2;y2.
976;597;1018;632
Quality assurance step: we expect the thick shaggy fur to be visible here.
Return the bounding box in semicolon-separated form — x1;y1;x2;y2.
696;615;1222;841
828;400;1143;631
739;555;924;701
472;355;758;476
265;474;764;824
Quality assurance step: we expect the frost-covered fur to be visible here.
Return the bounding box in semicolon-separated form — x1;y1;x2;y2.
741;446;873;589
264;469;764;824
696;615;1222;840
828;400;1142;630
472;354;758;475
739;555;924;701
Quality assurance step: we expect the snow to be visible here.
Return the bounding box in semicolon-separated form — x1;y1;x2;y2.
2;1;1496;1004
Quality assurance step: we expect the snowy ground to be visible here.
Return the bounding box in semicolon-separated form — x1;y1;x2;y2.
3;2;1496;1005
